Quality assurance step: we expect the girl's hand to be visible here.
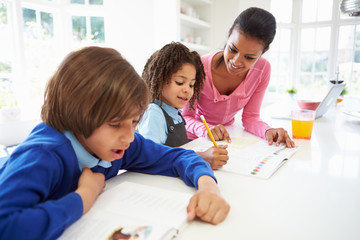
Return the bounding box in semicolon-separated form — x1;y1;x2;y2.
75;166;105;215
187;175;230;225
210;124;231;143
196;145;229;170
265;128;295;148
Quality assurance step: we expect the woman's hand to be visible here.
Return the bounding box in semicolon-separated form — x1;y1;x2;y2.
75;166;105;215
210;124;231;143
196;145;229;169
187;175;230;225
265;128;295;148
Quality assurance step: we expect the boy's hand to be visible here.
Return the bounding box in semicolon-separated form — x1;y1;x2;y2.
210;124;231;143
196;145;229;170
187;175;230;225
75;166;105;215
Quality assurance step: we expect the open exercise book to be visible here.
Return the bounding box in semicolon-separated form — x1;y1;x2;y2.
59;181;192;240
184;137;299;179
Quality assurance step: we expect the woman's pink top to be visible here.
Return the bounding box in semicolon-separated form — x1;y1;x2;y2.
182;51;272;140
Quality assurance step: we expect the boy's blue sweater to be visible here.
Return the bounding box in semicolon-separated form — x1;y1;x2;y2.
0;122;214;240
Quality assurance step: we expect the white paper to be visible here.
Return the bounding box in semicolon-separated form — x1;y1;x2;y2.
59;181;192;240
190;137;299;179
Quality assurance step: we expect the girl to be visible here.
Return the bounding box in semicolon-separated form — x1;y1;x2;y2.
182;7;295;148
137;42;229;169
0;46;230;239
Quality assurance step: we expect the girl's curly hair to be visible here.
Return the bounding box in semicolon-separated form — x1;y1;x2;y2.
142;42;205;110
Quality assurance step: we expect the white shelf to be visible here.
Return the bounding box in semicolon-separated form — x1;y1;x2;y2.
182;41;211;52
179;0;212;54
182;0;212;7
180;13;211;29
150;0;211;53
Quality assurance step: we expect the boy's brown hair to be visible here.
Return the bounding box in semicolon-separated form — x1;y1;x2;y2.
142;42;205;110
41;46;150;138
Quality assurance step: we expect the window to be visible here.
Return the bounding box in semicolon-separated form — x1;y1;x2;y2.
0;0;106;120
69;0;105;49
268;0;360;97
70;0;103;5
0;1;16;109
21;5;56;112
266;28;292;93
299;27;331;94
302;0;332;22
72;15;105;43
338;24;360;94
298;0;333;96
267;0;293;94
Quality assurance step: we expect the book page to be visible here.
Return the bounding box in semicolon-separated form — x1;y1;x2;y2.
59;181;192;240
190;137;299;179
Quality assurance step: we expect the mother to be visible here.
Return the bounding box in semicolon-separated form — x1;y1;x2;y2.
182;7;295;147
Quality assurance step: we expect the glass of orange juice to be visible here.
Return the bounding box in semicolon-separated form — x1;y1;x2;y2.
291;110;315;140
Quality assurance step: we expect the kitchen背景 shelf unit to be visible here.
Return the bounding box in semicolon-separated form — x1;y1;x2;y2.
179;0;213;54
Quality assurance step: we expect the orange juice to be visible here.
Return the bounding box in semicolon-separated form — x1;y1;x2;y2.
292;119;314;140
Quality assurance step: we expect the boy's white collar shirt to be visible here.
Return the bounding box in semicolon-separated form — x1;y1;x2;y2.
64;131;112;170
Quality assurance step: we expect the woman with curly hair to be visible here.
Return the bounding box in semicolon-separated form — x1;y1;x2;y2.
137;42;229;169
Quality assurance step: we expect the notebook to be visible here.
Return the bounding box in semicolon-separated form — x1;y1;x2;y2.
58;181;192;240
272;83;345;120
184;137;299;179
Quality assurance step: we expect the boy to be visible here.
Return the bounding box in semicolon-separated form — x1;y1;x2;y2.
0;47;230;239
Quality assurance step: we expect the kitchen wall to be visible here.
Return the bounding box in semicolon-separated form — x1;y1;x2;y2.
105;0;271;73
212;0;271;51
